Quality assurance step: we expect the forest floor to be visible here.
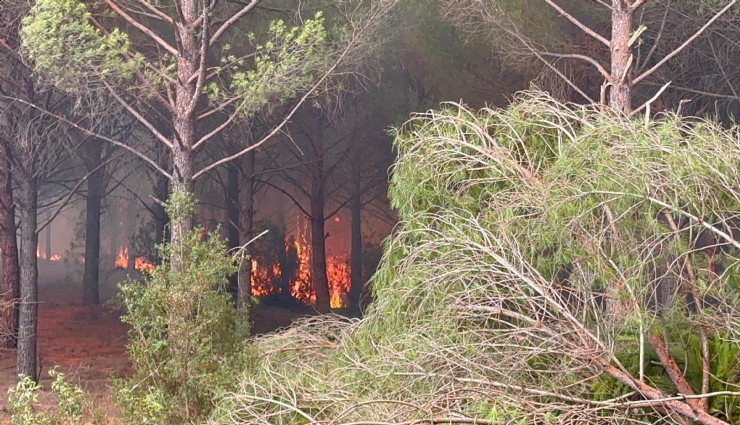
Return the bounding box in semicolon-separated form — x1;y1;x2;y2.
0;260;305;423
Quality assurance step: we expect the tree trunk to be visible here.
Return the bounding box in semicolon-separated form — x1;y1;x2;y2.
310;163;330;313
237;150;255;313
169;0;198;269
169;145;195;270
0;154;19;348
610;0;633;113
124;198;136;272
275;226;292;301
44;213;51;260
153;174;170;264
82;161;104;305
16;175;38;381
226;156;239;296
110;198;119;258
349;141;363;311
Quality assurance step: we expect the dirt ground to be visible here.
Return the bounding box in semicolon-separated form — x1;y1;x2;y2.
0;260;304;423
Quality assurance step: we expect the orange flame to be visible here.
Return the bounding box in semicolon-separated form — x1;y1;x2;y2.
36;245;63;261
134;257;156;273
115;246;156;273
115;247;128;269
250;219;351;308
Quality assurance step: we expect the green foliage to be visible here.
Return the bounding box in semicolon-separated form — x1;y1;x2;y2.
212;92;739;424
6;375;44;425
7;369;89;425
592;330;740;423
113;197;253;424
20;0;139;94
207;12;330;118
164;190;196;223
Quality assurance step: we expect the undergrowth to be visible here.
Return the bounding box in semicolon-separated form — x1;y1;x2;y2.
210;91;740;425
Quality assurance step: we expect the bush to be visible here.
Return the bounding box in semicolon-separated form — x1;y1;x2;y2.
7;369;91;425
113;196;253;424
211;92;740;425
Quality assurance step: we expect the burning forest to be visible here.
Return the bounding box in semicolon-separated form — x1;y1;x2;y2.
249;217;351;309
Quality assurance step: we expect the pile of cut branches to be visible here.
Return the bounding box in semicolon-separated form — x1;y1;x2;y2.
212;92;740;425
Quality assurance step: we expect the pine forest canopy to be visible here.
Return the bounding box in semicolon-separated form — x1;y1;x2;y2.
440;0;740;115
9;0;397;381
20;0;396;260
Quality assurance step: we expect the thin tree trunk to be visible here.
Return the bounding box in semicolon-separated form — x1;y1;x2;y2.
226;155;239;296
310;163;330;313
169;145;195;270
82;161;104;305
16;175;38;381
349;141;363;311
276;226;292;301
0;154;19;348
124;198;136;272
237;150;255;313
152;173;170;264
110;198;119;258
610;0;633;113
44;213;51;260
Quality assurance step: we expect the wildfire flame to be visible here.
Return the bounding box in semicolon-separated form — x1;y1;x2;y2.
36;245;62;261
114;246;128;269
250;220;351;308
115;246;156;273
135;257;156;272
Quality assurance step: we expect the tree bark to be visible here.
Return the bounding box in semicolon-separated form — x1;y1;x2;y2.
110;198;119;258
310;160;330;313
82;142;104;305
16;174;38;381
152;173;170;264
124;198;136;272
169;145;195;270
168;0;199;269
237;150;255;313
601;360;729;425
609;0;633;113
349;140;363;311
275;226;292;301
43;213;51;260
82;170;103;305
0;153;19;348
226;154;239;296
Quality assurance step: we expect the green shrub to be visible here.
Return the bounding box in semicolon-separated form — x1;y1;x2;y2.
7;369;89;425
113;197;253;424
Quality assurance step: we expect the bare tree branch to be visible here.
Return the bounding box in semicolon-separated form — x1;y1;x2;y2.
544;0;609;47
101;0;178;56
633;0;738;85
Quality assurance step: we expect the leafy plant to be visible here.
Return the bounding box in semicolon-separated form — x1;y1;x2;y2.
112;196;253;424
7;369;89;425
20;0;139;95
